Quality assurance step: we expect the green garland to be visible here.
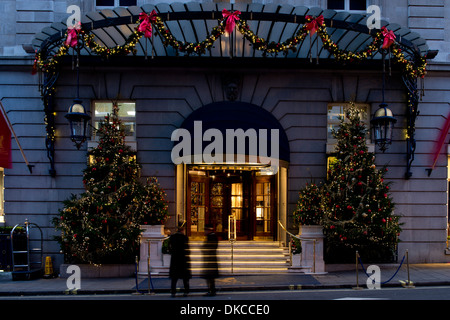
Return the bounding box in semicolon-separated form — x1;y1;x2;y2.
35;12;427;78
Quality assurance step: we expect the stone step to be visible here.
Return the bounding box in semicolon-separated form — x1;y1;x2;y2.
187;241;290;274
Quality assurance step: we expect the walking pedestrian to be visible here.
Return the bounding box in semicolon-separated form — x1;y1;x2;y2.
202;225;219;296
169;223;191;297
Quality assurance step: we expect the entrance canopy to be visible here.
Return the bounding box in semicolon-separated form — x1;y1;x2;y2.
33;2;432;77
31;2;436;178
176;101;290;164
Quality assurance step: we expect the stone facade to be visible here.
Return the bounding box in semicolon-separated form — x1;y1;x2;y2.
0;0;449;267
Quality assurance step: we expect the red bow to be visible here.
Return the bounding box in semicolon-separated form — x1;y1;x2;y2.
305;15;324;36
138;10;158;38
65;22;81;48
381;26;396;49
222;9;241;34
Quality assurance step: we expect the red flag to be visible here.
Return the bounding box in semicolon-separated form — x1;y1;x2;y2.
0;108;11;169
431;109;450;170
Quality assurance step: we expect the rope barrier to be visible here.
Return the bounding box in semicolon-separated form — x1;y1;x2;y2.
134;257;146;294
358;253;406;285
134;255;155;294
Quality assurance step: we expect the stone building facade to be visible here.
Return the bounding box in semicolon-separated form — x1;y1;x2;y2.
0;0;449;269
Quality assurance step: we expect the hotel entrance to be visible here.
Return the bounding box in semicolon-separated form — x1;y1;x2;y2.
187;167;275;241
173;101;291;242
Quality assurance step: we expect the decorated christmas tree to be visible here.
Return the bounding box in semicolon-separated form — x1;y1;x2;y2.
53;104;169;264
322;104;402;263
293;181;324;226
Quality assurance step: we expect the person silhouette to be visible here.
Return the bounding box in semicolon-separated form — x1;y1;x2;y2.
169;224;191;297
202;225;219;296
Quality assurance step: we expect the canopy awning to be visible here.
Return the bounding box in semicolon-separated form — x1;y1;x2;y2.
32;2;434;77
175;101;290;164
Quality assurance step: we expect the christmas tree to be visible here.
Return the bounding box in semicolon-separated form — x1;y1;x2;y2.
293;181;324;226
322;104;402;263
53;104;169;264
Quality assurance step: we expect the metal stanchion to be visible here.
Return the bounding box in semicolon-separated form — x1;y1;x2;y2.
353;251;363;290
404;249;415;288
146;239;154;295
313;240;316;274
133;255;144;295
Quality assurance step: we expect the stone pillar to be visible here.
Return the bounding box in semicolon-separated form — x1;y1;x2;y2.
298;225;326;274
138;225;169;277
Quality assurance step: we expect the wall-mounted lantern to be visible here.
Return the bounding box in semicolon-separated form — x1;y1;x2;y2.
371;103;397;152
65;98;90;149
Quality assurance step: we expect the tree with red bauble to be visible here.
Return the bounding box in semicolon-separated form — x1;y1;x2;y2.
322;103;402;263
53;103;168;264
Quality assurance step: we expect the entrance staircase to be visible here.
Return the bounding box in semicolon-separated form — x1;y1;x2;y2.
188;241;290;275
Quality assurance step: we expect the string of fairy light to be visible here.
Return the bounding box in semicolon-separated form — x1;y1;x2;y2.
34;10;428;150
34;11;428;78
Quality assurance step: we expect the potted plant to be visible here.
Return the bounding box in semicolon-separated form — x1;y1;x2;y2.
293;181;324;228
137;177;170;277
139;177;170;234
292;182;326;273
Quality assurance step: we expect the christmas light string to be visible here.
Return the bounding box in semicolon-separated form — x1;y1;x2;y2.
34;11;428;79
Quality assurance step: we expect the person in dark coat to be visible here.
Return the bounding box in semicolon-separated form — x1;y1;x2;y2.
202;226;219;296
169;225;191;297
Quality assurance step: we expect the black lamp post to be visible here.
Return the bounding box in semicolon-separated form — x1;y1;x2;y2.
371;50;397;152
65;45;90;149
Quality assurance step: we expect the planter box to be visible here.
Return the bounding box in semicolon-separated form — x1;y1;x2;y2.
138;225;168;278
59;264;135;278
297;225;326;274
289;254;313;273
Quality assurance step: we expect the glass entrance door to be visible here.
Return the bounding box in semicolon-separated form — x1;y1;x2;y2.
188;175;208;238
254;176;274;239
187;169;274;240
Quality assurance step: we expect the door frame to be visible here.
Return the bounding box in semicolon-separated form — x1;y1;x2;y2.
186;173;209;239
251;174;277;240
185;167;279;241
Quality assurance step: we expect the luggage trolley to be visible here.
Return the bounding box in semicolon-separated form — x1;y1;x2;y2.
10;219;43;280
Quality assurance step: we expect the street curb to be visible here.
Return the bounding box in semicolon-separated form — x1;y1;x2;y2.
2;281;450;297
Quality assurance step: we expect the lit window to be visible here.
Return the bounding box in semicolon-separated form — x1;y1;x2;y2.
96;0;137;8
327;0;367;11
327;102;372;153
92;101;136;141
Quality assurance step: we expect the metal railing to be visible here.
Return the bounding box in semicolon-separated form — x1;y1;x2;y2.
228;214;237;273
277;220;317;273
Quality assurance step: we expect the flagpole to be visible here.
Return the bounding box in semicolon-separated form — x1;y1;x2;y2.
0;101;33;173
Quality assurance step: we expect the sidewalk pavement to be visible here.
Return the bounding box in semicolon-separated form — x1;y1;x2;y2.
1;263;450;296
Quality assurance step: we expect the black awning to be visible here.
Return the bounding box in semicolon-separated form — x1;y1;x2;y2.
176;101;290;163
32;2;433;78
